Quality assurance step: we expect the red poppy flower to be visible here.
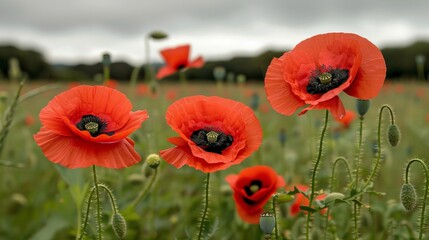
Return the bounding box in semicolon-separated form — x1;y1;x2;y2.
25;114;36;127
136;83;149;96
33;85;149;169
104;79;119;89
225;165;286;224
159;95;262;173
265;32;386;118
289;185;327;216
156;44;204;79
334;109;356;129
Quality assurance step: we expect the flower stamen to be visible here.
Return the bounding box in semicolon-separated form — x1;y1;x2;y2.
190;129;233;154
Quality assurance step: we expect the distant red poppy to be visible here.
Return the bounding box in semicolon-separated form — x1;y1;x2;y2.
136;83;149;96
25;114;35;126
265;32;386;118
334;109;356;129
159;96;262;173
156;44;204;79
104;79;119;89
289;185;327;216
225;165;285;224
165;89;177;101
33;85;149;169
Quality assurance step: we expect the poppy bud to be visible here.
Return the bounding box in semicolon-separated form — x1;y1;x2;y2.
146;154;161;169
112;213;127;239
388;124;400;147
275;193;295;203
213;66;226;81
356;99;370;117
102;52;111;67
149;31;168;40
400;183;417;211
259;212;275;235
8;58;21;80
323;192;345;204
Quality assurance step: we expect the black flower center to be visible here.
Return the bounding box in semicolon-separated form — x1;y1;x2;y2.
306;66;349;94
242;180;263;205
76;115;114;137
190;129;233;154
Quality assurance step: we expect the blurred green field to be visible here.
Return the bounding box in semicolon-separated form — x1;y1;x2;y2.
1;79;428;240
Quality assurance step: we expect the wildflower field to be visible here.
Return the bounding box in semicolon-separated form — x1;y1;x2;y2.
1;77;428;240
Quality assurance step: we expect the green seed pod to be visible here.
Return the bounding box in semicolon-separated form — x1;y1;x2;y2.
150;31;168;40
275;193;295;203
146;153;161;169
388;124;400;147
400;183;417;211
323;192;345;204
112;213;127;239
356;99;370;117
259;212;275;235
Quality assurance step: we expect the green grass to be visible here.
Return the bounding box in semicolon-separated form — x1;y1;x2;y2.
0;79;428;239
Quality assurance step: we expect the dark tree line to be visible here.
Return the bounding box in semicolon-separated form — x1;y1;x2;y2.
1;42;428;81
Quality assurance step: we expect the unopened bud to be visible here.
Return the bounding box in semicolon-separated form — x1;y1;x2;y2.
356;99;370;117
388;124;400;147
149;31;168;40
275;193;295;203
102;52;111;67
146;154;161;169
400;183;417;211
112;213;127;239
259;212;275;235
323;192;345;204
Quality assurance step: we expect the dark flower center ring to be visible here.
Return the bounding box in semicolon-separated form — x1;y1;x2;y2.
242;180;262;205
306;67;349;94
190;129;233;154
76;114;114;137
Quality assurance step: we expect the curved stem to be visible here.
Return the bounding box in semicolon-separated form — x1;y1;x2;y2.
98;184;118;214
324;157;352;239
404;158;429;240
364;105;395;187
78;187;96;240
92;165;102;240
129;169;158;209
306;110;329;240
197;173;210;240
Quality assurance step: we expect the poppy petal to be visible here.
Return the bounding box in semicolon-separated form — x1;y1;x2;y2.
156;66;178;79
187;56;204;69
160;44;190;68
265;57;305;115
34;128;141;169
344;36;387;99
299;96;345;118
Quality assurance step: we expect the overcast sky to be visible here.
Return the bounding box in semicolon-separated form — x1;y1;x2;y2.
1;0;428;65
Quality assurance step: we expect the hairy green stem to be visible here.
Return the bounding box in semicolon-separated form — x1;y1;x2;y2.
353;117;364;240
404;158;429;240
130;169;158;209
92;165;102;240
0;78;25;156
364;105;395;187
98;184;118;214
78;187;96;240
273;196;279;240
324;157;352;239
306;110;329;240
197;173;210;240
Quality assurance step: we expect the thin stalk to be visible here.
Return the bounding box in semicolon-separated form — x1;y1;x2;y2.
196;173;211;240
129;169;158;209
364;105;395;187
92;165;102;240
78;187;96;240
353;117;364;240
324;157;352;239
98;184;118;214
306;110;329;240
405;158;429;240
273;196;279;240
